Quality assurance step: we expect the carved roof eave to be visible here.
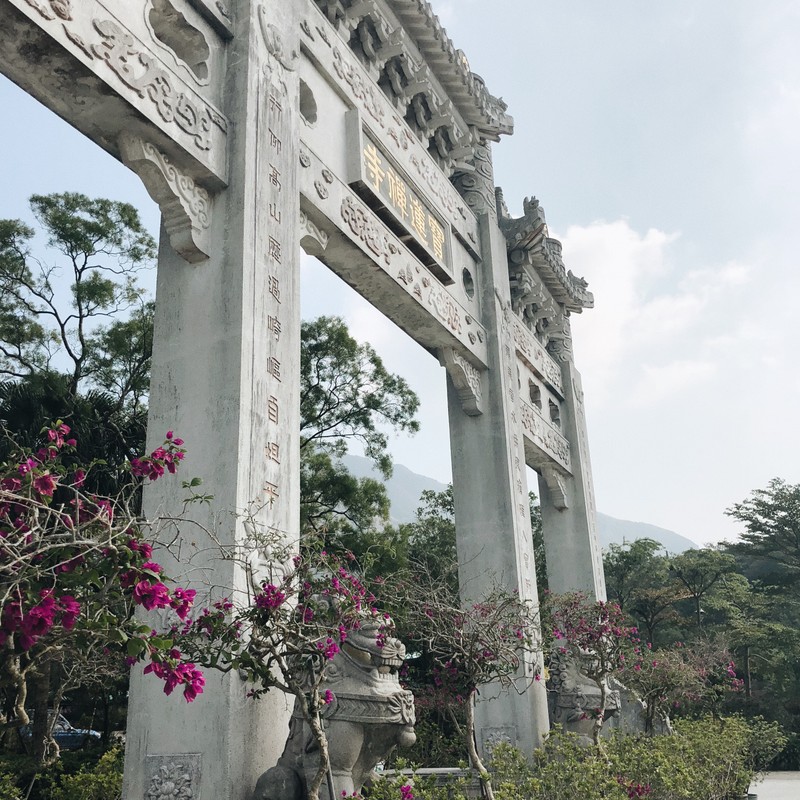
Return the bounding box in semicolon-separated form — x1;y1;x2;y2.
500;199;594;313
387;0;514;141
526;238;594;313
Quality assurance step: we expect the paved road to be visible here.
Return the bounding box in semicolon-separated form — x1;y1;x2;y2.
750;772;800;800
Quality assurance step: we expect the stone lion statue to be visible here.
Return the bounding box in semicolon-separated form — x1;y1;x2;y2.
253;619;416;800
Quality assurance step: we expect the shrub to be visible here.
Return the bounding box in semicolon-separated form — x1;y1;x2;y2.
387;717;465;769
366;761;469;800
368;716;774;800
492;736;627;800
743;716;787;773
489;716;771;800
48;747;123;800
0;770;23;800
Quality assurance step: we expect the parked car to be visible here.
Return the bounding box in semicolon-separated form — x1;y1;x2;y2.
21;712;101;750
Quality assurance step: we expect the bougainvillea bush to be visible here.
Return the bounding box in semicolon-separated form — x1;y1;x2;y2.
381;567;543;800
544;592;744;743
0;423;201;763
545;592;640;745
365;716;783;800
171;533;395;800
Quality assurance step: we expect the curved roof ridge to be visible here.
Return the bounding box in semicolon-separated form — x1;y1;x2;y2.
387;0;513;140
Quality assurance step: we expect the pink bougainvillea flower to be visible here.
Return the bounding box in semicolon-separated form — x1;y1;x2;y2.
255;584;286;611
133;580;171;611
317;638;340;660
32;472;57;497
170;587;197;621
128;539;154;559
59;595;81;630
17;595;58;650
18;457;37;476
144;658;205;702
181;664;205;702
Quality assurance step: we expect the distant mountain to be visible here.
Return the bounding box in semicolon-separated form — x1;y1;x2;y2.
341;454;697;553
341;454;448;525
596;513;696;554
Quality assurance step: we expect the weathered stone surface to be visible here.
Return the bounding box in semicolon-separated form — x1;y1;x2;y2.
0;0;229;186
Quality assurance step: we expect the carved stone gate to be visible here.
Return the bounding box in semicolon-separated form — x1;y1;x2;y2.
0;1;606;797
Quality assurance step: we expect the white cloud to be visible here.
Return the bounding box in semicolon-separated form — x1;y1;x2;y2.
560;219;757;407
629;359;716;407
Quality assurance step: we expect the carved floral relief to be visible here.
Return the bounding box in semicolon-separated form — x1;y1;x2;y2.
340;197;398;266
25;1;227;152
144;754;200;800
23;0;71;20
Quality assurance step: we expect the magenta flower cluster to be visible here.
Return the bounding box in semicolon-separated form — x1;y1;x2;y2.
0;590;80;650
130;431;185;480
617;776;652;798
144;650;206;702
255;583;286;611
1;424;204;706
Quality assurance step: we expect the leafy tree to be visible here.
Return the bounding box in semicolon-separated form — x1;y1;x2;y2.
299;448;390;538
603;540;687;647
406;486;457;588
0;194;156;500
0;193;155;401
300;315;419;477
669;548;737;630
604;538;667;612
0;374;146;498
297;316;420;548
707;574;796;701
628;584;687;648
726;479;800;585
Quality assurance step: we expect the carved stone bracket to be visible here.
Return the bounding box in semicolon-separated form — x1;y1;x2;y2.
119;133;212;264
451;140;496;216
541;465;569;510
299;210;329;256
546;310;574;364
438;347;483;416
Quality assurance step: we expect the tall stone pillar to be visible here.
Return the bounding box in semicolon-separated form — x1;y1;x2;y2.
448;145;550;758
538;313;606;600
122;2;301;798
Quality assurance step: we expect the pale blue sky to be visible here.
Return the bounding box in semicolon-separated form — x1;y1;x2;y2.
2;1;799;545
